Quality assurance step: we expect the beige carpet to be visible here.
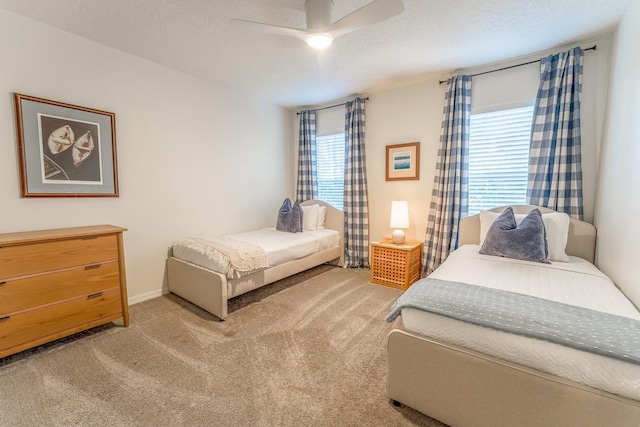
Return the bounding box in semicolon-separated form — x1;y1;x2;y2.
0;265;445;426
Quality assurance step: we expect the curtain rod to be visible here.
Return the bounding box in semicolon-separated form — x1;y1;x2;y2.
296;97;369;115
438;45;596;85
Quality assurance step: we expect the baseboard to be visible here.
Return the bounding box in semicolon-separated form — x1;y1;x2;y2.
128;288;165;305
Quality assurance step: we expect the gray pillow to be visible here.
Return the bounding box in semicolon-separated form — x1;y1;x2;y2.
479;207;549;263
276;198;302;233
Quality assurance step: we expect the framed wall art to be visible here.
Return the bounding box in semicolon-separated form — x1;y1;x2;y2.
14;93;119;197
386;142;420;181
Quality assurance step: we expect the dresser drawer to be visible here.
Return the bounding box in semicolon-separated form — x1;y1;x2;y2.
0;262;120;316
0;235;118;279
0;288;122;353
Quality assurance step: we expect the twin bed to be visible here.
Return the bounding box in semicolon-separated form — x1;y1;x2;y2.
167;200;343;320
167;201;639;426
386;206;640;427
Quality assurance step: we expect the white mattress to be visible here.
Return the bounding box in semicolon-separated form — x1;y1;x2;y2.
401;245;640;400
172;228;340;273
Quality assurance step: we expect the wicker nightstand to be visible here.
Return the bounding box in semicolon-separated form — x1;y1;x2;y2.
370;238;423;290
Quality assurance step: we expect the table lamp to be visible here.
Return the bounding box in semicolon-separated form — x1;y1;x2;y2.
390;200;409;244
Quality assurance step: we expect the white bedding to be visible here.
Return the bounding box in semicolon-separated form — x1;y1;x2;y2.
401;245;640;400
172;228;340;275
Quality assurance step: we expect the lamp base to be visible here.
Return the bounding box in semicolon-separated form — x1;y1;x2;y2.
391;229;406;244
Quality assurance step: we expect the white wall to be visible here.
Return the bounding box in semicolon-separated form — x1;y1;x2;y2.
0;10;293;303
366;82;443;243
594;0;640;307
294;40;610;246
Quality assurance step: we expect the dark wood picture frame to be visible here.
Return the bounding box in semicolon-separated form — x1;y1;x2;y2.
386;142;420;181
14;93;119;197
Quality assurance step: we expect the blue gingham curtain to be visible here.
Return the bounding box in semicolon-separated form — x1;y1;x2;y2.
423;75;471;276
296;110;318;202
343;97;369;268
527;47;584;219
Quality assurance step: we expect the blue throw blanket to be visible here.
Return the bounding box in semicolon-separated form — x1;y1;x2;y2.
386;278;640;366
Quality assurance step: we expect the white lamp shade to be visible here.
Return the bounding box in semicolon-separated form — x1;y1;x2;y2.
390;201;409;229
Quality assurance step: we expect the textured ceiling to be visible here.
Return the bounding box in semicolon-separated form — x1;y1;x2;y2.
0;0;632;107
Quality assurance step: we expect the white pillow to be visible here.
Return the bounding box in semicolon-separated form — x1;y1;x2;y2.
542;213;571;262
317;206;326;230
479;209;570;262
302;204;319;231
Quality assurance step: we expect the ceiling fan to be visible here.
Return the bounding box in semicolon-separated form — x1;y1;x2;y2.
231;0;405;49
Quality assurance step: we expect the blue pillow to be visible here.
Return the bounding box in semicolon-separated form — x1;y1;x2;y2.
479;207;549;263
276;198;302;233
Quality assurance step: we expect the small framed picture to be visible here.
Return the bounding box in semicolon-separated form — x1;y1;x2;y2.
386;142;420;181
14;93;119;197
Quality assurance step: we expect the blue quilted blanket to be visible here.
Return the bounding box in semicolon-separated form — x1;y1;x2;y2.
386;278;640;366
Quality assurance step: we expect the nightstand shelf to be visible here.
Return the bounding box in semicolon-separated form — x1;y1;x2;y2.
370;238;422;290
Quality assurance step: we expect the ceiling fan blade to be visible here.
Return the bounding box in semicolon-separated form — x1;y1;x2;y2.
230;19;309;42
325;0;404;39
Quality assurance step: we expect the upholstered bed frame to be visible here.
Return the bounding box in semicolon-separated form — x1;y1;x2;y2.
167;200;343;321
386;206;640;427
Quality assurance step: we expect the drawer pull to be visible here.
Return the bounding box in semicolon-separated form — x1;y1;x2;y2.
85;264;101;270
0;281;6;286
87;292;104;299
81;236;99;240
0;316;10;322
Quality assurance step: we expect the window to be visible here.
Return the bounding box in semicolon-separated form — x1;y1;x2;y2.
316;133;345;210
468;106;534;215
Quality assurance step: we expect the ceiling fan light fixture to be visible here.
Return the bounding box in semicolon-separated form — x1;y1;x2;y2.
307;33;333;49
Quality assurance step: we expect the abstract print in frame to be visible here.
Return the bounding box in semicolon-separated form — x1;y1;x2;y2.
14;93;118;197
386;142;420;181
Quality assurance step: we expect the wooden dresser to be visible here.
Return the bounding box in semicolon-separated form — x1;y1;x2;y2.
0;225;129;358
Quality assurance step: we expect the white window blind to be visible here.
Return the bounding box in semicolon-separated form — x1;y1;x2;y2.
468;106;534;215
316;133;345;210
